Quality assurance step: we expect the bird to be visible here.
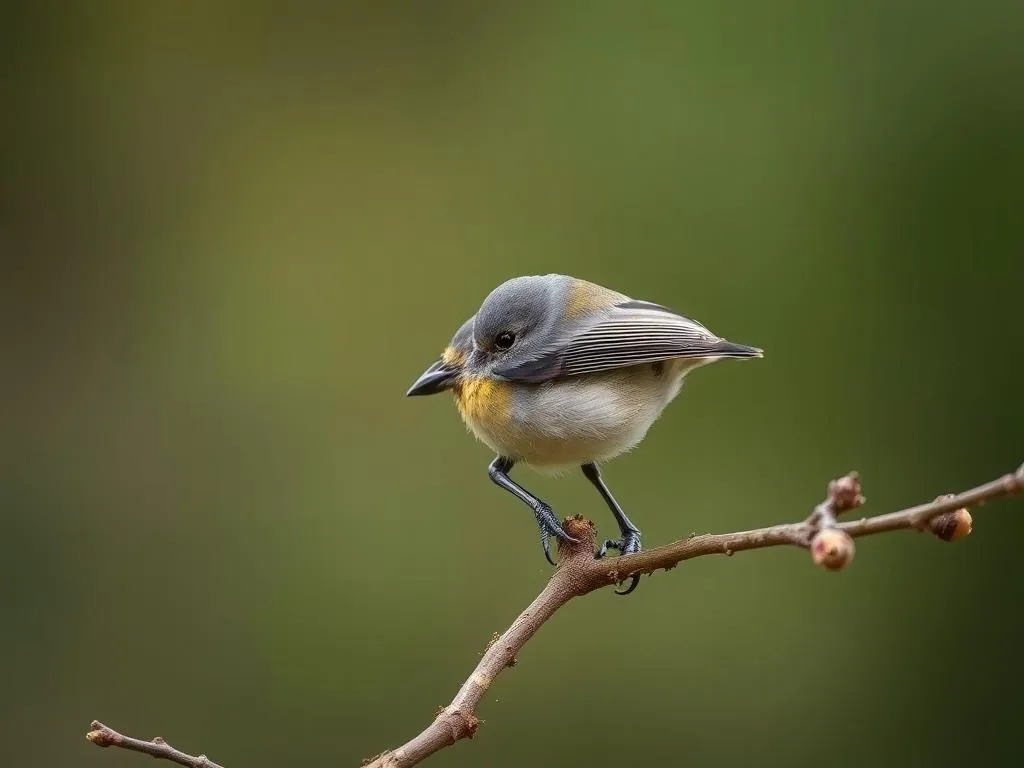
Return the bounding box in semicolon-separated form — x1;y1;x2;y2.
406;274;762;594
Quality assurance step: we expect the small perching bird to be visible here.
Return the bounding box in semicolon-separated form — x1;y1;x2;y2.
407;274;762;594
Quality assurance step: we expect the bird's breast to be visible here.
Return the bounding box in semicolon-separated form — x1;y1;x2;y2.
454;363;689;472
454;377;513;435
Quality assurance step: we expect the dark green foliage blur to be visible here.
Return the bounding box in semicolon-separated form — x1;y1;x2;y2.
5;2;1023;766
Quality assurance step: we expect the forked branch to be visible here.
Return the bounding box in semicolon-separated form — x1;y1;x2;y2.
86;463;1024;768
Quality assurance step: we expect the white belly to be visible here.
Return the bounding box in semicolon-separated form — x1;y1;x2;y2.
467;361;690;472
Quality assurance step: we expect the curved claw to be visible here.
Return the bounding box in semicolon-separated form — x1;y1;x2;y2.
534;507;579;566
615;574;641;596
597;530;642;595
539;528;555;566
595;538;623;560
550;520;580;545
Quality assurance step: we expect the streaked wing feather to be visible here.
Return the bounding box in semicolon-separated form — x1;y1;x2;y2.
560;308;719;376
494;299;757;382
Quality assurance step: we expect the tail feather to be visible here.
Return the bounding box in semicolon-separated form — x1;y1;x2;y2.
711;339;763;358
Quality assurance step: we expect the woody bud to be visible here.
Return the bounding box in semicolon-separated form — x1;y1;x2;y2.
930;507;973;542
811;528;855;570
828;472;865;513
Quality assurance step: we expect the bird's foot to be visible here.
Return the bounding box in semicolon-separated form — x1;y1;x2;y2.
534;505;578;566
595;529;642;595
595;529;641;558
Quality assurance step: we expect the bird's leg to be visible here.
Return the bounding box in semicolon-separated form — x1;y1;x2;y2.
488;456;577;565
582;462;642;595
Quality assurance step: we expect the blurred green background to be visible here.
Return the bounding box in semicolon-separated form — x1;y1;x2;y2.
5;2;1023;766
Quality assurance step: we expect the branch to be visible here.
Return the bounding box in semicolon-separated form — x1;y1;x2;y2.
86;721;223;768
360;463;1022;767
86;464;1023;768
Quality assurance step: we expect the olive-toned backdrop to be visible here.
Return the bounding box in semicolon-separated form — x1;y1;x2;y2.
5;2;1023;766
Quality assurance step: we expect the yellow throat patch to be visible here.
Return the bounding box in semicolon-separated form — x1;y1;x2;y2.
455;376;511;429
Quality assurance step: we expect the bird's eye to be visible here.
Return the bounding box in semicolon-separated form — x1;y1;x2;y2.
495;331;516;350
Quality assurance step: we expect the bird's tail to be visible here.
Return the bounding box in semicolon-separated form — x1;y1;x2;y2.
710;340;763;358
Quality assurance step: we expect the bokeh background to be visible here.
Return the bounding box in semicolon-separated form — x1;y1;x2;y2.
5;2;1024;766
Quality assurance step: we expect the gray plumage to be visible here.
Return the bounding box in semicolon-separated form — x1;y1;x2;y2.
412;274;761;471
407;274;762;589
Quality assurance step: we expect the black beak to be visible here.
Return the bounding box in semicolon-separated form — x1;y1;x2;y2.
406;359;459;396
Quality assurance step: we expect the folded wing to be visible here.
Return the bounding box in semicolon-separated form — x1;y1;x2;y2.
496;300;761;382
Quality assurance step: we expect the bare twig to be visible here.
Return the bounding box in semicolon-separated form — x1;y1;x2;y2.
360;463;1023;768
86;721;223;767
85;463;1023;768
